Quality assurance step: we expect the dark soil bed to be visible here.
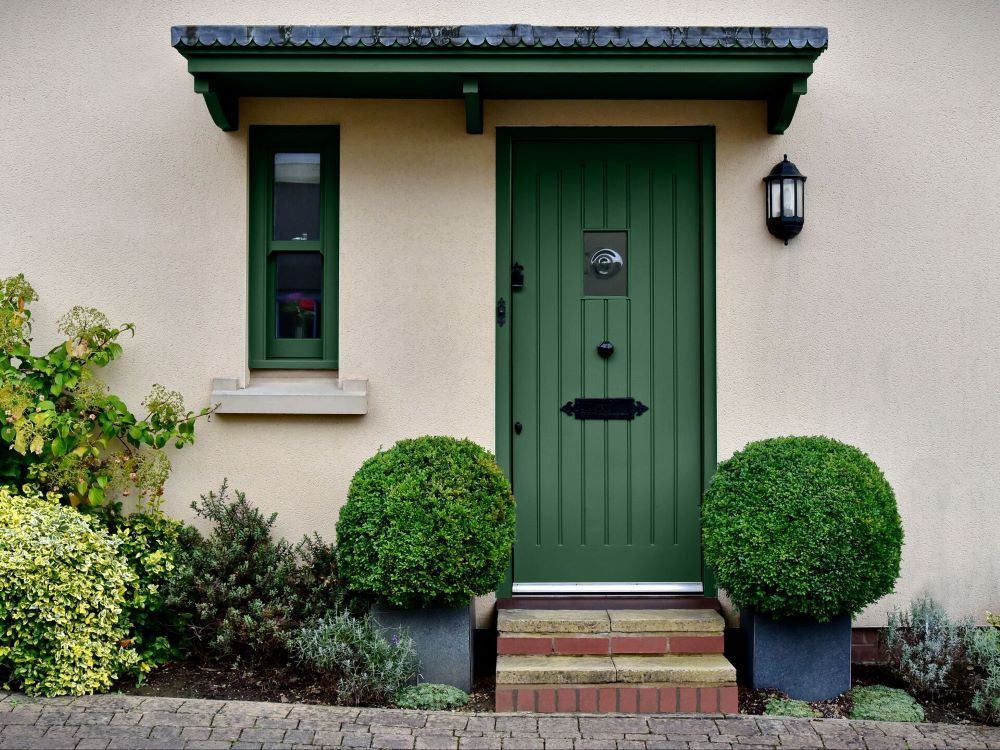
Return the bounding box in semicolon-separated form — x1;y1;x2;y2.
740;664;986;725
116;661;496;712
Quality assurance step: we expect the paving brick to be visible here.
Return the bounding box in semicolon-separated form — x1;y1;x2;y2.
311;730;346;745
715;719;760;736
416;734;459;749
143;710;215;727
342;733;374;748
543;740;575;750
580;717;649;737
183;742;233;750
498;637;553;655
150;724;184;739
372;734;416;749
649;718;716;735
75;740;111;750
538;718;579;738
458;738;502;750
240;727;288;742
503;739;543;749
139;697;188;713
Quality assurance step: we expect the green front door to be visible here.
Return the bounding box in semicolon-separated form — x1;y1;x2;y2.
509;135;706;591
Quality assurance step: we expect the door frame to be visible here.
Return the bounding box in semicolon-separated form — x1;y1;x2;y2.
495;126;717;598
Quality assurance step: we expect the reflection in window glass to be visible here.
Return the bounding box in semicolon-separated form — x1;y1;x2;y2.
274;153;321;241
275;253;322;339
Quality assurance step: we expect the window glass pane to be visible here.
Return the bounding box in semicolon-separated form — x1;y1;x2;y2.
274;153;321;241
275;253;322;339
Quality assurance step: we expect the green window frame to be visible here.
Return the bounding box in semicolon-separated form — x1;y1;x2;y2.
248;126;339;369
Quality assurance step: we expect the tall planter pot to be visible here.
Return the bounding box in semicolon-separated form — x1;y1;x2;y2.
373;600;473;692
742;606;851;701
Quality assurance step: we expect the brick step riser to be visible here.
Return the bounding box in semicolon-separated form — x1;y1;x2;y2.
497;634;724;656
495;684;738;714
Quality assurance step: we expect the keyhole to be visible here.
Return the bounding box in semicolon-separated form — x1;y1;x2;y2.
597;341;614;359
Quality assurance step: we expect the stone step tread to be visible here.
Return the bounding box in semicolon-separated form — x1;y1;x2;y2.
496;654;735;685
498;608;724;634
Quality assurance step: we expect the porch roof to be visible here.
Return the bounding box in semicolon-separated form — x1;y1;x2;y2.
170;24;828;134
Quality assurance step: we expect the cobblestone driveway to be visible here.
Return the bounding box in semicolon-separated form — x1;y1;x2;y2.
2;693;999;750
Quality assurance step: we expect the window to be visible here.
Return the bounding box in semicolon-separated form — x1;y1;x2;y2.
248;126;339;368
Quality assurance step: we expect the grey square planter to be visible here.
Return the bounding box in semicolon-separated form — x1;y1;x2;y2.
742;606;851;701
372;600;472;692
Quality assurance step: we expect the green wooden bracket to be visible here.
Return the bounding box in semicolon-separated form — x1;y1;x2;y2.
193;77;238;132
767;76;809;135
463;77;483;135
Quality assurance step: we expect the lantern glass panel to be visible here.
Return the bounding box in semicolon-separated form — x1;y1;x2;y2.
782;178;796;217
796;181;804;218
770;181;781;218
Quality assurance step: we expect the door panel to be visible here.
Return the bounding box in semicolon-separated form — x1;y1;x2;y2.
510;139;703;586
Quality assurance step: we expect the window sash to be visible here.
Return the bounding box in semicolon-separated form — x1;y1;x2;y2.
248;126;339;369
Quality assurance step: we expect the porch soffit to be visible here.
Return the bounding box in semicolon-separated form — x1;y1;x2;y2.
170;25;828;134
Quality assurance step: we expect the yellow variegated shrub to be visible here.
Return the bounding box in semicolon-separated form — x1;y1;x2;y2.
0;486;138;695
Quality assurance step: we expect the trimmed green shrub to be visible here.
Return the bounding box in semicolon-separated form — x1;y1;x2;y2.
849;685;924;722
337;436;515;609
396;683;470;710
0;486;138;695
702;436;902;621
763;696;820;718
884;595;972;700
167;481;346;664
292;612;419;706
967;613;1000;723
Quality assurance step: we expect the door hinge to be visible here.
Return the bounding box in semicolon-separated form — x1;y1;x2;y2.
496;297;506;327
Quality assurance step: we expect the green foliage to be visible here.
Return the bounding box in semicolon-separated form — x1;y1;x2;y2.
292;612;419;707
884;595;973;700
168;481;348;664
0;274;215;507
701;436;903;621
763;696;820;718
967;613;1000;723
337;436;516;609
89;503;192;678
849;685;925;722
395;683;470;710
0;486;138;696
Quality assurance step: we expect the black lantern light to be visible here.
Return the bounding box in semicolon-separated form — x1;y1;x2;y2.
763;155;806;244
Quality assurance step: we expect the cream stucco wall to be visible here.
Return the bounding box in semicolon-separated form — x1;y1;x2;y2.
3;1;999;628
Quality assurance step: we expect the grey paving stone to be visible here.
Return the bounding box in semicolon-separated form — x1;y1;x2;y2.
575;741;620;750
110;739;187;750
140;697;189;713
76;726;153;742
256;717;301;729
80;696;145;711
240;727;288;743
616;741;646;749
311;730;346;745
861;738;909;749
151;725;184;739
415;734;459;749
217;713;267;727
217;702;291;719
495;717;538;733
424;715;467;731
644;742;690;750
370;724;415;735
230;743;264;750
178;699;228;714
458;738;502;750
648;719;717;735
144;710;217;727
210;726;245;741
1;707;43;724
287;705;359;721
181;726;213;741
735;736;779;746
372;735;416;749
1;738;77;749
466;718;497;733
342;733;374;748
282;729;315;744
503;739;544;749
714;719;760;736
542;740;575;750
295;719;344;732
43;725;79;739
538;718;581;738
817;736;865;750
75;740;111;750
0;725;47;740
358;711;426;729
579;717;649;736
183;742;233;750
35;707;73;725
110;711;143;726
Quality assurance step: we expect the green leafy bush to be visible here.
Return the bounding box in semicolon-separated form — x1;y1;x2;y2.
0;274;214;506
292;612;419;706
763;696;820;718
168;481;346;664
336;436;515;609
967;612;1000;723
93;504;191;678
396;683;470;710
702;436;903;621
849;685;924;722
884;595;972;700
0;486;138;695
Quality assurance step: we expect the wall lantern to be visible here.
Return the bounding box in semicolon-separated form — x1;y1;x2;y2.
763;155;806;244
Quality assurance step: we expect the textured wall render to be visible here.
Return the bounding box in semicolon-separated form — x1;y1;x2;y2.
2;1;999;627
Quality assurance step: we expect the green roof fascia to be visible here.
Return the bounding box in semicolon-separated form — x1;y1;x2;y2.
175;43;824;134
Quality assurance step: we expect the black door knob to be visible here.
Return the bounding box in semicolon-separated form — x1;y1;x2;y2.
597;341;614;359
514;422;523;435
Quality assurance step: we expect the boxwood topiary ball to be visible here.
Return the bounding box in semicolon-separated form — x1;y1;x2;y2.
336;436;516;609
702;436;903;622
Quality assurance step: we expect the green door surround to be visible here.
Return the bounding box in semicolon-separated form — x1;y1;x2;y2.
171;25;827;135
495;127;717;599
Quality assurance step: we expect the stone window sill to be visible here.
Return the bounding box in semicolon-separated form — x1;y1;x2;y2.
210;374;368;415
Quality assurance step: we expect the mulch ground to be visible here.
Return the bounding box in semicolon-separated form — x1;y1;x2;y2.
119;660;985;724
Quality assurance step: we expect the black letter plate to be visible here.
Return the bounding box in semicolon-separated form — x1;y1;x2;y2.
560;398;649;420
